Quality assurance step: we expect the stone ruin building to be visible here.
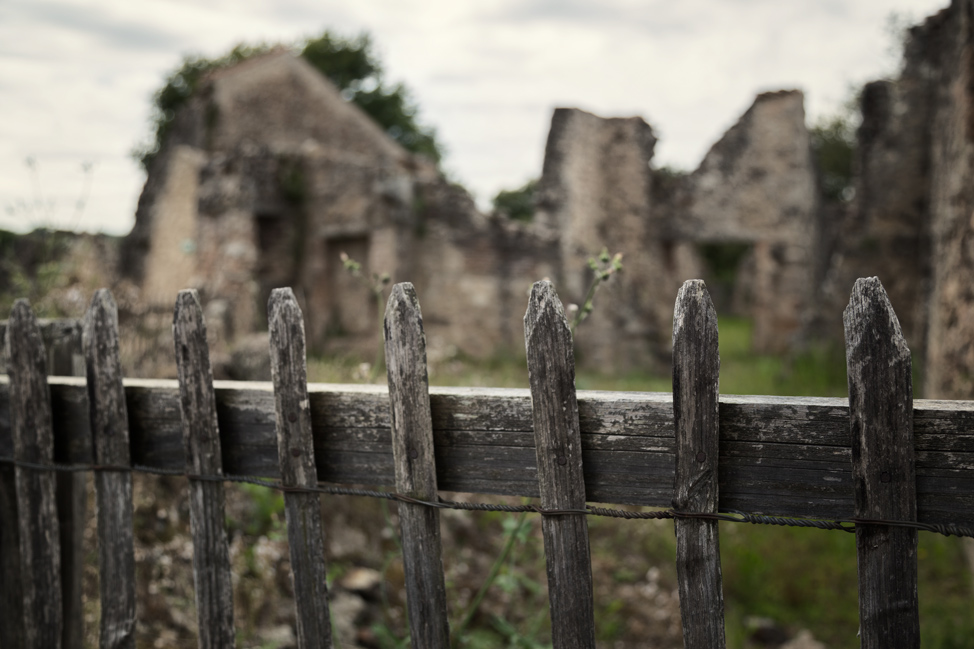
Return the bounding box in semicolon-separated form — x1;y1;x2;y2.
814;0;974;399
120;0;974;397
120;50;819;376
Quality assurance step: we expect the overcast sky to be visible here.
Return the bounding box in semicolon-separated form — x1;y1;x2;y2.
0;0;950;235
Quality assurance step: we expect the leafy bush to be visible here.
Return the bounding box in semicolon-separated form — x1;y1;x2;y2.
492;179;537;222
809;100;858;204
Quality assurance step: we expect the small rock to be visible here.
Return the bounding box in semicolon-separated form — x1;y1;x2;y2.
258;624;295;647
340;567;383;594
781;629;826;649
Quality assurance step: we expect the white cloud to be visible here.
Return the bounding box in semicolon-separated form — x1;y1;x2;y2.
0;0;951;233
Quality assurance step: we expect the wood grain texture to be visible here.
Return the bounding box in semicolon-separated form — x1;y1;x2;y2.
672;280;726;648
173;290;235;649
4;380;974;524
268;288;332;649
844;277;919;648
84;290;136;649
383;283;451;648
524;281;595;649
6;300;62;648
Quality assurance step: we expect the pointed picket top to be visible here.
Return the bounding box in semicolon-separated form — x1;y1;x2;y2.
173;290;222;473
7;299;53;456
844;276;911;378
267;287;317;488
524;279;572;355
383;282;435;498
524;280;583;509
843;276;914;520
83;288;130;466
672;279;720;512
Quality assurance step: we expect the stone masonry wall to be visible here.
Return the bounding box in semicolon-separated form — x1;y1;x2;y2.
676;90;820;353
536;108;679;371
923;0;974;399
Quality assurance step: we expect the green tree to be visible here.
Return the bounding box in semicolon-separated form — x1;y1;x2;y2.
492;179;537;221
134;32;443;170
809;98;858;204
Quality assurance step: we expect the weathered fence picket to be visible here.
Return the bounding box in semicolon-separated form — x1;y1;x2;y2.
6;300;62;649
84;289;137;649
384;283;451;647
844;277;920;647
672;280;726;647
524;281;596;649
268;288;333;649
0;317;86;649
173;290;235;649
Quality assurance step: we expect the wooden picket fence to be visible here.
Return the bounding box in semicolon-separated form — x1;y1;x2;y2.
1;276;972;649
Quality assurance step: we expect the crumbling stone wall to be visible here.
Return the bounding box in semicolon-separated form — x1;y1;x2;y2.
921;0;974;399
674;90;820;353
812;0;974;399
122;51;560;368
123;49;831;373
814;66;936;355
536;109;692;371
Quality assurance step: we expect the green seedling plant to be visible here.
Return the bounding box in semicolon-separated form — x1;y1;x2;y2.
341;251;391;382
569;248;623;336
452;511;533;647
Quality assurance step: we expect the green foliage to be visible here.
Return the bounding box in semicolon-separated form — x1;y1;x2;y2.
352;80;443;163
230;483;285;538
135;31;444;170
492;179;538;221
570;248;623;336
699;242;751;286
651;164;688;202
0;228;76;318
300;32;379;90
809;99;858;204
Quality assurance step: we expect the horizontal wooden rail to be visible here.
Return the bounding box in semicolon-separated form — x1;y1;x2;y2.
2;377;973;526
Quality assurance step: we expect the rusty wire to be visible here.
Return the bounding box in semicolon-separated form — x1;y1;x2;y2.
2;454;972;538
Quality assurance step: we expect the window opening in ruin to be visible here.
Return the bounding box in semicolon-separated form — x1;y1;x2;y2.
256;213;292;326
698;242;753;316
325;236;374;338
